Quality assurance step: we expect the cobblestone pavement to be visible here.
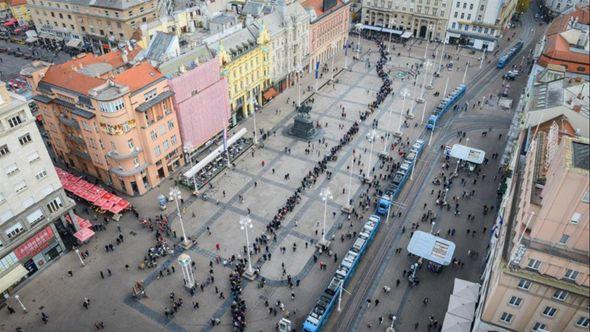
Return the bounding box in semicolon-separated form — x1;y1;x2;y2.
0;23;536;331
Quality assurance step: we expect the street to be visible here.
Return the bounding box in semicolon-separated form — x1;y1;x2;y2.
0;9;542;331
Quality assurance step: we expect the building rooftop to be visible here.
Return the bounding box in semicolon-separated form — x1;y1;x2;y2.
157;45;214;77
209;23;262;60
112;61;164;93
539;6;590;75
210;13;239;25
43;0;151;10
301;0;345;19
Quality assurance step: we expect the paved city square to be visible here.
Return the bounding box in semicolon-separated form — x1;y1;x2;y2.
1;17;540;331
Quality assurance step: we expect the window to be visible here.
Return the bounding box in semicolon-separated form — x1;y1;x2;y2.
47;197;63;213
0;144;9;157
582;192;589;203
570;212;582;224
167;120;174;130
8;114;24;128
150;130;157;140
133;158;140;168
508;296;522;307
15;181;28;193
528;259;541;270
28;151;41;163
163;140;169;150
576;316;589;328
532;322;547;331
144;89;157;101
499;312;513;324
518;279;532;290
0;252;18;273
18;133;32;145
154;145;161;157
542;306;557;317
559;234;569;244
5;222;24;240
171;135;177;145
127;139;134;149
5;163;19;176
26;209;44;225
35;169;48;180
564;269;579;281
552;289;568;301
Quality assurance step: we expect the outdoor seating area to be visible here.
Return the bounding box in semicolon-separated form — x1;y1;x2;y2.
55;167;131;214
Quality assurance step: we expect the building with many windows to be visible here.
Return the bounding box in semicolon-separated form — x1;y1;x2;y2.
210;22;271;125
262;0;310;92
1;0;30;23
0;81;77;299
361;0;448;40
23;48;183;196
27;0;170;53
445;0;517;51
304;0;350;69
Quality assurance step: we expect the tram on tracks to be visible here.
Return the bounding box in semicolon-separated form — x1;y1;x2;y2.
302;138;426;332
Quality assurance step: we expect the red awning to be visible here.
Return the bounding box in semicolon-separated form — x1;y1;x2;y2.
74;228;95;242
4;19;17;27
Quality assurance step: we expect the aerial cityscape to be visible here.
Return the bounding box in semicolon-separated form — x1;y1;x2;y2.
0;0;588;331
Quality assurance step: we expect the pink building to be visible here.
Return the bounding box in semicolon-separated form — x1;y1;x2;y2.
303;0;350;70
166;54;230;159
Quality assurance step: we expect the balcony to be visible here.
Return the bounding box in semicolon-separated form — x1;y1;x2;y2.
106;147;142;160
66;134;86;146
59;115;80;129
109;163;148;177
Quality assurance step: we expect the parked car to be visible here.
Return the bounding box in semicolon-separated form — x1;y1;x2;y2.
503;70;519;80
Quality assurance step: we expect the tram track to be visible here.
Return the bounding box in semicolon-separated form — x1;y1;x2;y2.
331;8;538;332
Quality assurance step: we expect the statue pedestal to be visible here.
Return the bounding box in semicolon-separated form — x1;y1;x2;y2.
287;105;322;140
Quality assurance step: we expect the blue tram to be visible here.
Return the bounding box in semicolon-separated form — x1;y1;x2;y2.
425;84;467;130
496;41;524;69
302;139;426;332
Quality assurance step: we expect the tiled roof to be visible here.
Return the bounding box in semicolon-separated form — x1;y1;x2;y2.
301;0;345;18
113;62;164;93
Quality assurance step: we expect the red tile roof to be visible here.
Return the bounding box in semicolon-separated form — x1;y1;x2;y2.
41;48;146;95
302;0;346;17
113;62;164;93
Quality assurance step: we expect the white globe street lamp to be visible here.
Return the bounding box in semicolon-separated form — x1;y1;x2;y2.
239;216;254;275
320;187;333;244
170;187;191;248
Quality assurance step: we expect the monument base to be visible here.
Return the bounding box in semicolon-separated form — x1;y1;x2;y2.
243;270;257;281
316;239;332;250
180;241;194;250
341;205;353;214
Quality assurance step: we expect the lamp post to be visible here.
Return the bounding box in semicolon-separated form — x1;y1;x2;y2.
355;23;363;59
462;63;468;84
394;94;406;137
420;101;428;125
74;248;85;266
170;187;191;248
250;94;259;145
320;187;333;245
343;38;349;70
296;63;303;107
330;41;337;81
382;102;395;155
387;20;396;53
341;156;354;213
183;144;193;166
364;130;376;181
239;216;254;275
14;295;27;313
428;47;438;87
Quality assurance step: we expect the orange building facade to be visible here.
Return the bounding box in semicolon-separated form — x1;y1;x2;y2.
23;48;183;196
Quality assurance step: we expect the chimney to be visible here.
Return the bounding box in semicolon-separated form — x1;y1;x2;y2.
573;104;582;113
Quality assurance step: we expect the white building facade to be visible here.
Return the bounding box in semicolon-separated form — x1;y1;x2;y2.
0;82;76;299
263;0;310;92
361;0;450;40
444;0;517;51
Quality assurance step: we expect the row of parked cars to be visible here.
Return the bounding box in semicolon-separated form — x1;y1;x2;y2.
0;46;41;60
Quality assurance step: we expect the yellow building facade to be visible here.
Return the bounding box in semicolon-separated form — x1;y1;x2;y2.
217;23;271;125
10;2;30;23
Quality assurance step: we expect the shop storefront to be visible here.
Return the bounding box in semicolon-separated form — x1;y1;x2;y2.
0;225;64;299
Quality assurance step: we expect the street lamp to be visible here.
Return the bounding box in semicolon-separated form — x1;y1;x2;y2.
341;156;354;213
296;63;303;107
387;20;397;53
364;130;376;181
183;144;193;166
74;247;85;266
249;94;259;145
382;103;395;155
13;294;27;313
320;187;333;244
355;23;363;58
343;38;349;70
331;41;337;81
170;187;191;248
394;93;406;137
239;216;254;275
